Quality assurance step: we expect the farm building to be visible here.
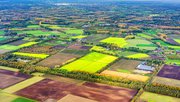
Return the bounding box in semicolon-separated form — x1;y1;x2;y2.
136;62;155;71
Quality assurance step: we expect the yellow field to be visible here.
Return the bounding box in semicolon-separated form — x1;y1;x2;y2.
13;52;49;59
100;70;149;82
19;42;38;47
100;37;127;48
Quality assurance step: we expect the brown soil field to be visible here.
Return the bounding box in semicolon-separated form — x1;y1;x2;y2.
0;69;30;78
0;69;30;89
0;73;26;89
37;53;79;68
43;74;84;85
108;59;141;71
8;40;28;46
61;48;89;56
68;44;91;50
15;79;137;102
58;94;97;102
0;49;10;54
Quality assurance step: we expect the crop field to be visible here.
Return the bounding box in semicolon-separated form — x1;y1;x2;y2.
152;39;171;46
27;25;41;29
108;59;141;73
174;39;180;44
71;35;87;39
13;52;49;59
59;94;97;102
0;92;36;102
42;40;69;46
139;92;180;102
101;70;149;82
0;36;6;41
61;52;118;73
3;76;44;94
169;46;180;50
65;29;84;35
0;49;10;54
100;37;127;48
157;64;180;80
8;40;28;46
0;69;30;89
90;46;116;55
125;38;157;50
0;44;20;50
67;44;91;50
43;74;84;85
19;45;64;55
19;42;38;47
62;48;90;56
85;34;110;45
165;59;180;65
137;33;153;39
37;53;80;68
152;39;180;50
126;53;150;59
152;76;180;88
0;66;19;72
15;79;137;102
0;31;5;35
145;29;160;35
19;30;59;36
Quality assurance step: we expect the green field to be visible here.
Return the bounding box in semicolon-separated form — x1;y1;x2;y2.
169;46;180;50
13;52;49;59
0;31;5;35
126;38;157;50
145;29;160;35
140;92;180;102
174;39;180;44
100;37;127;48
19;30;59;36
165;59;180;65
65;29;84;35
152;39;170;46
27;25;41;29
0;36;7;41
152;39;180;50
0;92;36;102
71;35;87;39
137;33;153;39
61;52;118;73
90;46;116;55
126;53;149;59
0;45;20;50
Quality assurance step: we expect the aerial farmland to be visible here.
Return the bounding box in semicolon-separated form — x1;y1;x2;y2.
0;0;180;102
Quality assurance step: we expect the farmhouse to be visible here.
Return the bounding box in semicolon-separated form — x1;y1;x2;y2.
136;62;155;71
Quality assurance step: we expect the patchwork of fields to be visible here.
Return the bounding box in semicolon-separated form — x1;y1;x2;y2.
0;67;138;102
0;2;180;102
